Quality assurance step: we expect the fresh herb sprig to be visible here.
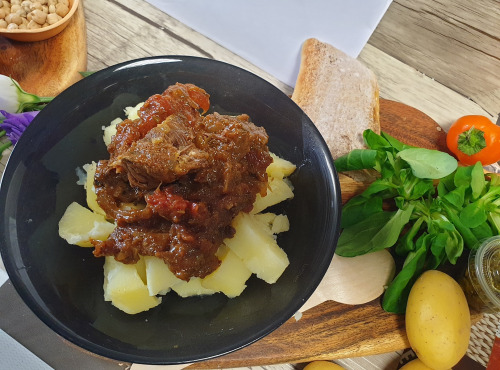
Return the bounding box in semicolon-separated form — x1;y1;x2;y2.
335;130;500;314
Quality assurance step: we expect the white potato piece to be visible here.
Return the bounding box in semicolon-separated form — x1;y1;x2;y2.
58;202;115;247
124;102;144;120
267;153;296;179
252;177;294;214
82;162;106;216
144;256;180;296
224;213;289;284
171;277;216;298
103;256;161;314
254;213;290;235
201;244;252;298
103;117;122;147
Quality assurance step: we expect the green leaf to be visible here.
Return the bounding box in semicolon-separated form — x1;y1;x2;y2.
429;233;448;269
334;149;378;172
381;131;411;151
443;185;467;209
460;201;488;228
471;221;493;240
397;148;458;179
79;71;96;77
341;195;383;228
336;211;395;256
471;162;486;200
369;204;416;253
382;245;428;313
457;127;486;155
363;129;391;149
454;165;473;188
444;230;464;264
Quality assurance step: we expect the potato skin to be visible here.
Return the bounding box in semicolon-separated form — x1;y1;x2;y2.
405;270;471;370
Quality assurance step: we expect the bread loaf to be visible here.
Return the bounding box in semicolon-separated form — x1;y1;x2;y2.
292;38;380;159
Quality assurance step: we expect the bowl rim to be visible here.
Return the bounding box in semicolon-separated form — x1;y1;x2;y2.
0;0;79;36
0;55;342;365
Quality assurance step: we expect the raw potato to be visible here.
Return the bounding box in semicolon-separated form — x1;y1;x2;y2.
303;361;345;370
103;257;161;314
399;359;441;370
405;270;471;370
58;202;115;247
224;212;290;284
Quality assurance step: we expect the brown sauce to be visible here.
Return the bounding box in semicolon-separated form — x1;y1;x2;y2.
91;83;272;281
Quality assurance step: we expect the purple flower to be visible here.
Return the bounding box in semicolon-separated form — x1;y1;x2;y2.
0;110;38;145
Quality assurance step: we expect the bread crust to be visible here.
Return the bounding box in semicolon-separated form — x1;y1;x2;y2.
292;38;380;159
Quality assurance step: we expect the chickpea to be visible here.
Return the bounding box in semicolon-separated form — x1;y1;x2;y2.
27;19;40;28
58;0;69;6
39;0;47;4
6;12;22;25
11;0;22;5
7;22;18;29
47;0;56;5
10;4;21;13
0;19;7;28
31;8;46;24
0;8;5;18
41;4;47;13
46;12;60;24
30;2;42;11
48;3;54;13
55;2;67;17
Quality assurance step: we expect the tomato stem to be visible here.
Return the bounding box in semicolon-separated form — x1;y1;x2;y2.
457;127;486;155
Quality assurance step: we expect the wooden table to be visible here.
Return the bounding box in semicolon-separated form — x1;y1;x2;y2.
1;0;499;369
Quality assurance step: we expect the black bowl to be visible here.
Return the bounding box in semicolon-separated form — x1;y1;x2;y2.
0;56;341;364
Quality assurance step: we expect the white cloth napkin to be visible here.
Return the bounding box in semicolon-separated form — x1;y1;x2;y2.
145;0;392;87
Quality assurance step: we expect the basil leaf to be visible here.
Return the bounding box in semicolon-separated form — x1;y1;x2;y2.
334;149;378;172
397;148;458;179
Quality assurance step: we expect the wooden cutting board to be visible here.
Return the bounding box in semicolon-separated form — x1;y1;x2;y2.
0;0;87;97
190;99;466;369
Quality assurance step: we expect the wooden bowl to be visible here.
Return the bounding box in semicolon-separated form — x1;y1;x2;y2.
0;0;79;42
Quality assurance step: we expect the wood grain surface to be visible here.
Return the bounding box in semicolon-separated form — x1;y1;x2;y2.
187;99;452;369
0;1;87;97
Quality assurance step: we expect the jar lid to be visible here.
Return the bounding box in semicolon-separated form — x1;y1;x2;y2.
474;236;500;311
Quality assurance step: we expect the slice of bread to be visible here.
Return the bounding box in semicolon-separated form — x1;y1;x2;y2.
292;38;380;159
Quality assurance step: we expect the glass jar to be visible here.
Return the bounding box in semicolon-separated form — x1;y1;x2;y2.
460;236;500;313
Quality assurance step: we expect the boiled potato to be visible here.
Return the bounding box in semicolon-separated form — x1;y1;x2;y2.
103;103;144;146
58;202;115;247
252;177;294;214
82;162;106;216
103;117;122;147
405;270;471;370
400;358;443;370
224;212;289;284
103;256;161;314
144;256;180;296
266;153;296;179
253;213;290;235
201;244;252;297
171;277;216;298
